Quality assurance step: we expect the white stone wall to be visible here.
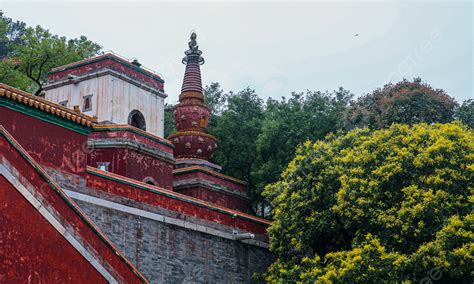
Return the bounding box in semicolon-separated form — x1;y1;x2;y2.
45;74;165;137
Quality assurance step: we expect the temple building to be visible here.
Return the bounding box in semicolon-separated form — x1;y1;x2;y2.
0;33;273;283
44;53;166;137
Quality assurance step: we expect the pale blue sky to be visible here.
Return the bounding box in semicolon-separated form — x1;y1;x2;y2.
1;1;472;103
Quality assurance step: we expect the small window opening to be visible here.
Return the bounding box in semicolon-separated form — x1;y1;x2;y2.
83;95;93;112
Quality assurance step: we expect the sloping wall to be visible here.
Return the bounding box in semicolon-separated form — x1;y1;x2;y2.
47;167;274;283
0;127;147;283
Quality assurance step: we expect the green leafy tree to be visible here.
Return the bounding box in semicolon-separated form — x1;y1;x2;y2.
0;11;27;59
0;12;101;95
0;12;9;58
164;103;176;138
456;99;474;128
210;87;264;210
264;123;473;283
204;82;226;118
345;78;458;129
0;12;30;91
255;88;352;204
204;82;226;133
204;86;352;216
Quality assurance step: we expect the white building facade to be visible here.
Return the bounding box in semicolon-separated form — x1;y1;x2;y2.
44;53;167;137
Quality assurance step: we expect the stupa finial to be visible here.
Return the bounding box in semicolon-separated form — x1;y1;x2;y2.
182;31;204;65
188;31;198;51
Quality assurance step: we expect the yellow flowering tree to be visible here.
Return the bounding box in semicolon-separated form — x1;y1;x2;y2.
263;123;473;283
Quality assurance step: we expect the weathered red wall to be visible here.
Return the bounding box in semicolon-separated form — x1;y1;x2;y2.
88;148;174;190
87;129;175;190
0;128;147;283
0;106;89;174
173;168;250;211
0;104;267;234
176;187;250;212
89;129;174;154
174;169;247;193
48;56;164;91
0;175;108;283
86;168;270;235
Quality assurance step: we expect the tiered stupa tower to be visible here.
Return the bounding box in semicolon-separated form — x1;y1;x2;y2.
168;32;219;170
169;32;251;212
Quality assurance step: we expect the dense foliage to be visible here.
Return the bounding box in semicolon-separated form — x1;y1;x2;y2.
255;89;352;204
0;12;102;95
164;103;176;137
456;99;474;128
164;78;470;217
210;87;264;197
345;78;459;129
263;123;473;283
198;85;352;216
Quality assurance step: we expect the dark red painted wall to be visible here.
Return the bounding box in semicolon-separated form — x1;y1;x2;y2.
0;106;89;174
176;186;250;213
87;129;174;189
0;175;108;283
0;130;147;283
86;170;269;235
88;148;174;190
1;101;269;243
48;57;164;91
174;170;247;193
89;129;173;154
173;169;250;211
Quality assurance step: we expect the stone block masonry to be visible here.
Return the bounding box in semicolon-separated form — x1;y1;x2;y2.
74;200;272;283
46;167;274;283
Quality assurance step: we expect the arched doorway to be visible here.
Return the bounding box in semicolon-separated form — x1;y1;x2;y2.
128;110;146;131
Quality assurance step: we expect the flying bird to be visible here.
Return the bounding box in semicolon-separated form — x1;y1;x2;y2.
354;33;359;37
